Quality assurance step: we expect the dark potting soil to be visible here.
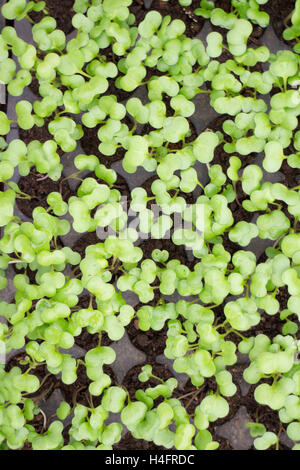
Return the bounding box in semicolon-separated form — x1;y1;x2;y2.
256;308;291;340
113;431;166;450
281;159;300;189
227;180;254;225
246;384;290;451
0;102;6;114
29;73;41;97
114;430;232;450
29;0;75;35
131;0;204;39
122;362;173;402
265;0;296;46
16;169;74;219
127;315;168;357
212;0;266;40
105;81;133;104
80;117;134;168
137;237;189;266
19;119;64;156
276;285;290;311
72;232;102;259
74;329;112;350
173;377;207;416
60;363;117;409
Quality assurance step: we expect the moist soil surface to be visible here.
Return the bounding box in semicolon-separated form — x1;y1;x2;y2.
72;231;102;259
80;117;134;168
122;362;174;402
19;118;64;156
113;431;166;450
212;0;266;40
127;314;168;357
265;0;297;45
60;363;117;409
16;169;74;219
29;0;75;35
131;0;205;38
137;235;189;265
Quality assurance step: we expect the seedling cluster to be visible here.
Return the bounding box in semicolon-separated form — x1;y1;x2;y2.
0;0;300;451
